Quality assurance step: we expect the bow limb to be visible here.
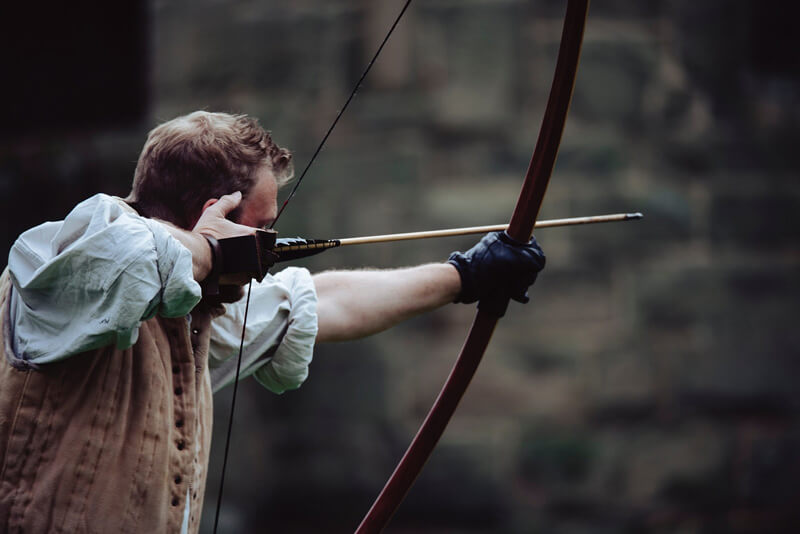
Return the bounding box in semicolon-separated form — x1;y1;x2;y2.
355;1;591;532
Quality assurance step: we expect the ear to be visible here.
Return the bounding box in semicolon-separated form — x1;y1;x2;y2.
189;198;219;230
202;198;218;212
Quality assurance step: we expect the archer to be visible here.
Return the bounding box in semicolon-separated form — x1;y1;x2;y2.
0;111;544;532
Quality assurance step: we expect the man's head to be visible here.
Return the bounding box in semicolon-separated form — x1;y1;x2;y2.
127;111;293;229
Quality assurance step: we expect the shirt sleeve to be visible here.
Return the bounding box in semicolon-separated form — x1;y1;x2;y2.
7;194;201;364
208;267;318;395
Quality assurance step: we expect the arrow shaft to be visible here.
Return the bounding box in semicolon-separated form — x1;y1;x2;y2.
337;212;641;246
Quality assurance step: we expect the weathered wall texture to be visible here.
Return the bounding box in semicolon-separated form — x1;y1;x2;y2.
1;1;798;532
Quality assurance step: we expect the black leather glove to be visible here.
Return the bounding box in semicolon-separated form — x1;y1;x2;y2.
447;231;545;309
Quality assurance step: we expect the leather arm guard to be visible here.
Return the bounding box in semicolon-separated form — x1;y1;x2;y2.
200;229;279;295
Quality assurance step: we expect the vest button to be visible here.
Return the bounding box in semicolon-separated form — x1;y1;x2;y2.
171;497;180;506
172;365;180;374
176;419;184;428
174;386;183;395
192;328;200;335
175;475;182;484
177;440;185;450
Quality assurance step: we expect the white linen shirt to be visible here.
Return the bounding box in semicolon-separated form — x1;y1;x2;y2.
6;194;317;394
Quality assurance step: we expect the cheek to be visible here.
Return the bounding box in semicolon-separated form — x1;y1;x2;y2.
268;197;278;220
241;210;260;227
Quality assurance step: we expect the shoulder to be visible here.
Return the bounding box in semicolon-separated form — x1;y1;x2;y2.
9;194;155;289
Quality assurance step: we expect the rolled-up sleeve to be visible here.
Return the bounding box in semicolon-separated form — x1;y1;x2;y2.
8;194;201;364
208;267;318;394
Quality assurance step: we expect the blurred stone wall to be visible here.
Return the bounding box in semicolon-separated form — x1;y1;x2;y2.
2;1;799;533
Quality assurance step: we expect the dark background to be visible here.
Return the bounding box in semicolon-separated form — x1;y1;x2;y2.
2;1;799;532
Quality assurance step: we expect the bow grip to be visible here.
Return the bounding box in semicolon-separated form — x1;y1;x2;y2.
477;293;510;318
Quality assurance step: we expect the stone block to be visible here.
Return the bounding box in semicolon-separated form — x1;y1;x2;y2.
571;40;659;130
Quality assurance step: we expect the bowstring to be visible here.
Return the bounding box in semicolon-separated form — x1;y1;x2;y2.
213;1;413;531
213;280;252;533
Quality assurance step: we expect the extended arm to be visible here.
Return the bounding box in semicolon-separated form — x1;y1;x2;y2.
313;231;546;342
313;263;461;342
207;232;544;393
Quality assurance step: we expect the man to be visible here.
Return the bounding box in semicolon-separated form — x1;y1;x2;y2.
0;111;544;532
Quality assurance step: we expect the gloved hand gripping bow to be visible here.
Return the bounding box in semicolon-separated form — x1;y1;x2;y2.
447;231;546;317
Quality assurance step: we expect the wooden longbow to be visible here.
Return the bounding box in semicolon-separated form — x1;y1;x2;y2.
214;2;591;532
355;1;592;531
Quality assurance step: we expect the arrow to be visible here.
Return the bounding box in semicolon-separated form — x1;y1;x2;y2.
273;212;642;262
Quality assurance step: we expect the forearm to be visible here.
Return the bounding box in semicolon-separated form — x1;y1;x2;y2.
162;224;213;281
313;263;461;342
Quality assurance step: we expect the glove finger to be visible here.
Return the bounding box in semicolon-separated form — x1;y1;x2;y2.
522;246;546;268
